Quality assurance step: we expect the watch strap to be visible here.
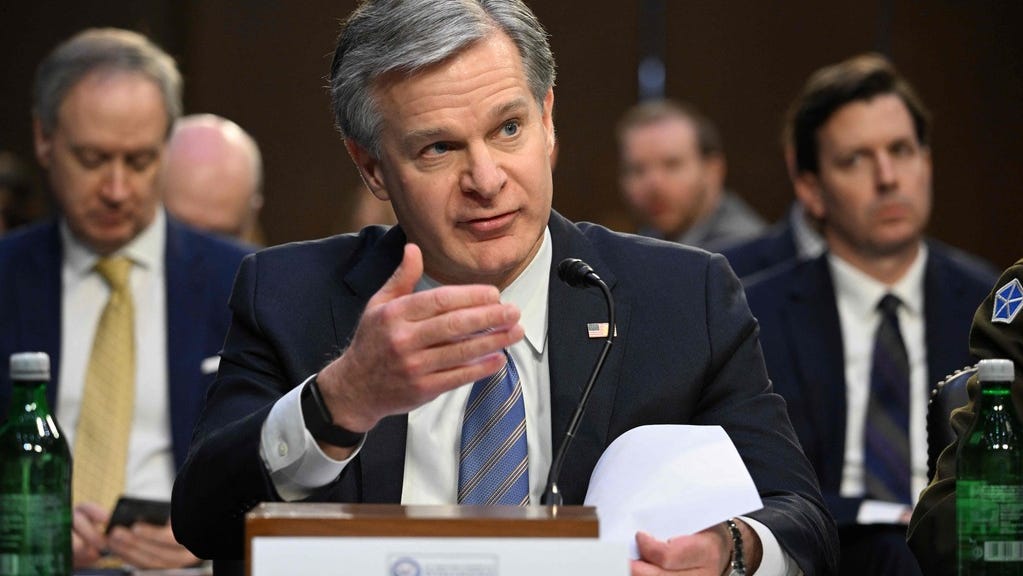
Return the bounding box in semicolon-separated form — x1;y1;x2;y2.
300;378;366;447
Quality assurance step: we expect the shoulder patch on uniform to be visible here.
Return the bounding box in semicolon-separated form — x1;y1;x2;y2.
992;277;1023;324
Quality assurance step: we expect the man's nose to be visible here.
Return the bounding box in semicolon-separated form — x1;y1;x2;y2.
461;145;507;199
875;152;898;192
101;159;131;201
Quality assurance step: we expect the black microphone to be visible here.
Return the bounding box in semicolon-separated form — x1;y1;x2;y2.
557;258;601;288
541;258;616;506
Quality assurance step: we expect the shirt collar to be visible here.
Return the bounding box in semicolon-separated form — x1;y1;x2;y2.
499;227;551;355
418;227;551;356
828;242;928;319
61;206;166;278
790;202;826;260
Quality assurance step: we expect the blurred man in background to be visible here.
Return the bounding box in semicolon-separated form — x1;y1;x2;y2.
160;113;264;245
744;53;997;575
617;99;765;251
0;28;250;569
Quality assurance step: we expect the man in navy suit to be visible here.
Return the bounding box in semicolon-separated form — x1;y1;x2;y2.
172;2;838;575
0;28;250;570
744;54;996;575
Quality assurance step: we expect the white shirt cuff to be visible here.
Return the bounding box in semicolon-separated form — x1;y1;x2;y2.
740;516;801;576
857;500;911;525
259;374;363;501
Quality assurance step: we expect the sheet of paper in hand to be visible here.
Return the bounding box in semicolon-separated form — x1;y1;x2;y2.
584;425;763;558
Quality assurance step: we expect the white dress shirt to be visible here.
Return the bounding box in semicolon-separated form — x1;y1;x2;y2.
58;208;175;502
259;227;795;574
829;246;929;523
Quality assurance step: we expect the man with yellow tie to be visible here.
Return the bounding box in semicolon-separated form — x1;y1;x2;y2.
0;28;250;569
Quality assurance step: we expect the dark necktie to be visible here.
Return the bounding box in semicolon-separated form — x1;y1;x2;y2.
458;351;529;506
864;293;912;505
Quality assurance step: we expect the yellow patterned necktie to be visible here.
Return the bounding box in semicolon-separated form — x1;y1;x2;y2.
73;256;135;511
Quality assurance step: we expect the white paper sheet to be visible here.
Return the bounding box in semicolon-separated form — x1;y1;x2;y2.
583;424;763;557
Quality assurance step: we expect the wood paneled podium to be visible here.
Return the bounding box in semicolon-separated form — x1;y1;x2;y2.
246;503;626;575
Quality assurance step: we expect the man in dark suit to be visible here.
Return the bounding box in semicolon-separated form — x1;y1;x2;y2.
172;2;838;575
908;258;1023;576
0;28;250;570
616;99;767;252
744;54;997;575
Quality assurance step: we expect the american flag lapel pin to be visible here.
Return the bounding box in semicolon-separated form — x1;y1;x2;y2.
587;323;616;338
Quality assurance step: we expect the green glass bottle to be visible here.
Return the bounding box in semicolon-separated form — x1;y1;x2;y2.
957;358;1023;575
0;352;72;576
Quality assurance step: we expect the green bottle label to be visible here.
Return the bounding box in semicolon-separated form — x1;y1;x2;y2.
958;480;1023;564
0;492;71;575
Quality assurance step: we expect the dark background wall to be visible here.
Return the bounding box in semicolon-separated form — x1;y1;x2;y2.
2;1;1020;268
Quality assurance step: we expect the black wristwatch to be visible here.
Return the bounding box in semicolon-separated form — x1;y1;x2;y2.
300;378;366;447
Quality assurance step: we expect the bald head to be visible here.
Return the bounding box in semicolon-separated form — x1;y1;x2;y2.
160;114;263;242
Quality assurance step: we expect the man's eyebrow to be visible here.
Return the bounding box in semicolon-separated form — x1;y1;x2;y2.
402;127;446;149
491;98;531;121
70;143;161;157
69;144;102;155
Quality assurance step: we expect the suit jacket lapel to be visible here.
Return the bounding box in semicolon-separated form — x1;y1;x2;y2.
781;256;847;488
338;226;409;503
546;213;629;503
164;218;209;468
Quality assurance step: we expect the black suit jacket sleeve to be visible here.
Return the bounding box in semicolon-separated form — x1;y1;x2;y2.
696;254;838;574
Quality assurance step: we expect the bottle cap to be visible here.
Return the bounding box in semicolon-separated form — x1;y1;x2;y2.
977;358;1014;382
10;352;50;381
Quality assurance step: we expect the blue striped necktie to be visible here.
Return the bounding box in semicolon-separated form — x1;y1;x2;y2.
864;293;912;505
458;351;530;506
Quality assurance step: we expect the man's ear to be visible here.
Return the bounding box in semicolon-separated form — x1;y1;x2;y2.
542;88;555;158
33;117;53;169
793;171;826;221
704;154;726;192
345;139;389;201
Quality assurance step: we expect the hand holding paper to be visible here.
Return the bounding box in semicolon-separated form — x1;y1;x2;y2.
584;425;763;559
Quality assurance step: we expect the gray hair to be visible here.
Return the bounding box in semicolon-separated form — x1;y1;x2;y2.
329;0;556;156
33;28;183;137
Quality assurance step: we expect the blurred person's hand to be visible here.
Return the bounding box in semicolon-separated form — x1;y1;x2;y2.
107;517;200;569
72;502;108;568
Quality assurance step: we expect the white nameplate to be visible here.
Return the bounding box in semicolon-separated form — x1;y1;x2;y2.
251;536;627;575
